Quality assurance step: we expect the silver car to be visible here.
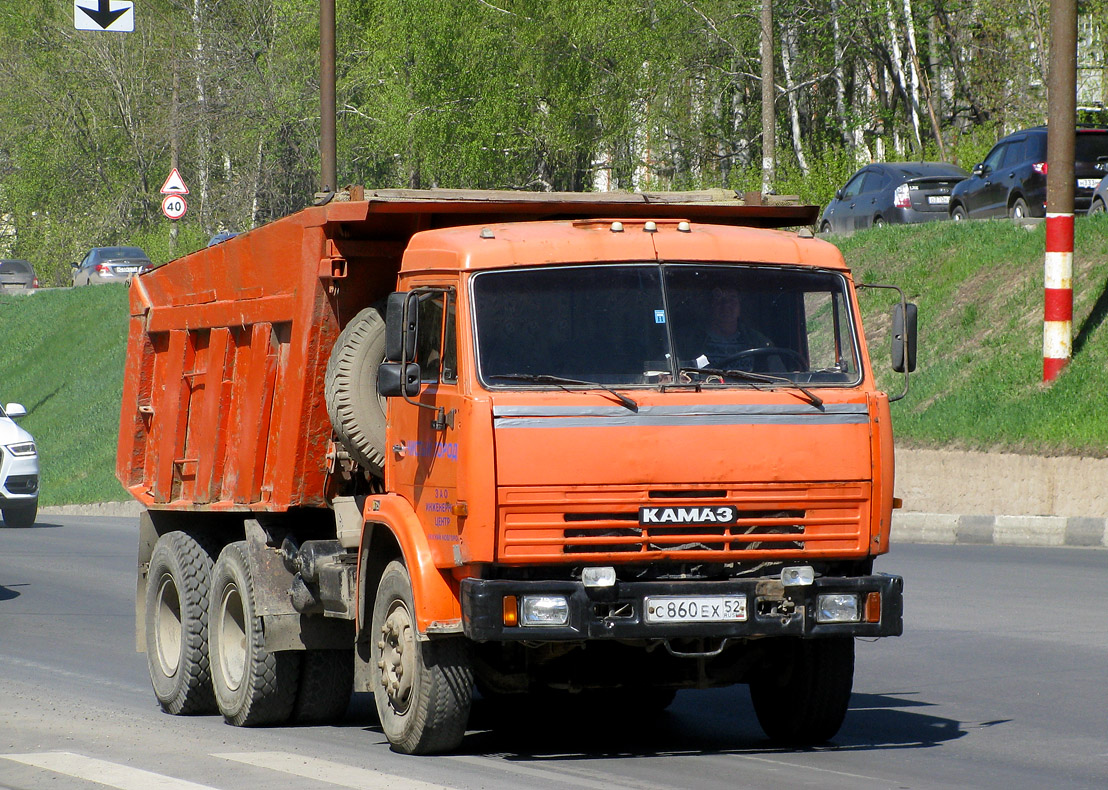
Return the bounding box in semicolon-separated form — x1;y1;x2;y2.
0;259;38;292
72;246;152;286
0;402;38;526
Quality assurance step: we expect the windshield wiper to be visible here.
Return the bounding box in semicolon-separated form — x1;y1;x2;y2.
678;367;823;409
489;373;639;412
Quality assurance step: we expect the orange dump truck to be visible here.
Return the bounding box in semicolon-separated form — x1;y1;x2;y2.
119;188;911;754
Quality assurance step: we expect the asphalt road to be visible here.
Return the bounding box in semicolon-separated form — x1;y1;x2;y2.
1;515;1105;790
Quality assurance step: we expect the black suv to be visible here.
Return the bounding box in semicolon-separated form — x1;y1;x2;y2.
949;126;1108;220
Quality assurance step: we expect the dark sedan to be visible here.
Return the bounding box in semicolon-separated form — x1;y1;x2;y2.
820;162;969;234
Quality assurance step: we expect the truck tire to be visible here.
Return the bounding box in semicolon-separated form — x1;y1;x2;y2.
325;304;389;476
145;531;218;715
291;649;354;724
1;502;37;527
370;560;473;754
748;637;854;745
209;541;301;726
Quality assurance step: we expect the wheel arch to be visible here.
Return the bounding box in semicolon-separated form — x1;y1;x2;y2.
356;495;463;638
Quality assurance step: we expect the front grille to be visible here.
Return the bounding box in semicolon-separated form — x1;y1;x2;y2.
499;484;870;562
4;474;39;495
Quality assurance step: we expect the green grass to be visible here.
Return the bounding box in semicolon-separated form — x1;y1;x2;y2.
844;215;1108;456
0;285;130;504
4;218;1108;505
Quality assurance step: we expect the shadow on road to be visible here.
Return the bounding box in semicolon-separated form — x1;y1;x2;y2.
0;583;24;602
349;685;966;759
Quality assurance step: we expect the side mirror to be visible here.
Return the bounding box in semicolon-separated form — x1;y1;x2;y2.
385;291;419;363
834;189;844;200
70;262;79;270
377;362;421;397
972;163;986;176
891;302;918;373
4;403;27;418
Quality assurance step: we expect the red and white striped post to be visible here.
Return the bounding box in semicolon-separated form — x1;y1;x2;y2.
1043;214;1073;382
1043;0;1076;383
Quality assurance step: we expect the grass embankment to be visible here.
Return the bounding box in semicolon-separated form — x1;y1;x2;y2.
0;286;129;505
3;218;1108;505
843;216;1108;456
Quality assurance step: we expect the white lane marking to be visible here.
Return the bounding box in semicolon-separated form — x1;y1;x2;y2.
1;752;218;790
447;754;654;790
214;752;454;790
734;754;888;783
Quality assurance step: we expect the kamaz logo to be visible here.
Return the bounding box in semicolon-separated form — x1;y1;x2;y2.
639;506;738;525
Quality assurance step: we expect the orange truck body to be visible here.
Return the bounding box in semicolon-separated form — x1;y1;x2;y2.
119;188;904;751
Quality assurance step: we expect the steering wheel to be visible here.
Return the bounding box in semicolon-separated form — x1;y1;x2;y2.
714;346;807;371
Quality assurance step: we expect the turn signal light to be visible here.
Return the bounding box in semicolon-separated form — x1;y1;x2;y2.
864;591;882;623
502;595;518;627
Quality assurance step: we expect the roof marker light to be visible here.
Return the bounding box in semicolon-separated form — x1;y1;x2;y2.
644;221;658;233
677;221;691;232
479;228;495;239
610;221;624;233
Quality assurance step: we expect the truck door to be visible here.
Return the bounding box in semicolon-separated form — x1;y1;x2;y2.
389;288;463;564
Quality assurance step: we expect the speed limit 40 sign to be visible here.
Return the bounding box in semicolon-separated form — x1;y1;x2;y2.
161;194;187;220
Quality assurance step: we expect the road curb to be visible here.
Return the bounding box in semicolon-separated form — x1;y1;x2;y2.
892;511;1108;549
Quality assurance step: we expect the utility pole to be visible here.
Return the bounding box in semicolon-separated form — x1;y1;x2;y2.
1043;0;1077;383
760;0;775;194
320;0;337;194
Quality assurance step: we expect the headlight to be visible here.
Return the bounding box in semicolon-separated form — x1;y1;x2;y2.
815;593;860;623
5;442;36;457
520;595;569;627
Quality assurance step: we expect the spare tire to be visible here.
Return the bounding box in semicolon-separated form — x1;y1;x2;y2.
325;304;389;476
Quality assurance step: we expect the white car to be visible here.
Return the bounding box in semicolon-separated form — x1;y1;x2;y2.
1;402;38;526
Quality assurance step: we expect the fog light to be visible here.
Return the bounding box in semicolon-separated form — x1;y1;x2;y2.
520;595;569;627
816;593;860;623
781;566;814;587
582;566;616;588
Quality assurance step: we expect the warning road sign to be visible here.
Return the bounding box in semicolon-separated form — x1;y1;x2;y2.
160;168;189;195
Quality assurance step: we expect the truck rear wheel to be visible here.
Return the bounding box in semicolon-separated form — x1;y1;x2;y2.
370;561;473;754
291;649;354;724
209;541;301;726
145;531;218;715
325;304;389;476
748;637;854;745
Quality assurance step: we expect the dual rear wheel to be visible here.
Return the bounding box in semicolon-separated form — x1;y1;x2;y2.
144;533;353;727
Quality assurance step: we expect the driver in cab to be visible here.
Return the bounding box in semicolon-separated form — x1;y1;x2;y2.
697;286;772;370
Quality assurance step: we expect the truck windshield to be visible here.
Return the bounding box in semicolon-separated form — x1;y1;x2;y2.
472;263;861;388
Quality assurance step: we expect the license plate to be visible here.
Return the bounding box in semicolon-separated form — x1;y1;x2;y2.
116;266;140;273
1078;178;1101;189
928;195;950;204
644;595;747;623
639;505;738;525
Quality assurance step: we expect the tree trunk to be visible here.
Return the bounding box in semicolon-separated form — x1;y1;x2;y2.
779;20;808;176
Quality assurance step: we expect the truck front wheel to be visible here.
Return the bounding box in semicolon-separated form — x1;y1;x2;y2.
370;561;473;754
748;636;854;745
145;531;218;715
209;541;301;726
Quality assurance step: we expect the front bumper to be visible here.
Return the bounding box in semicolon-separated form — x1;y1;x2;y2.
0;451;38;504
461;573;903;642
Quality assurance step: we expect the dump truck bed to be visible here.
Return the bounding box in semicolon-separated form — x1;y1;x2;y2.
116;189;818;512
